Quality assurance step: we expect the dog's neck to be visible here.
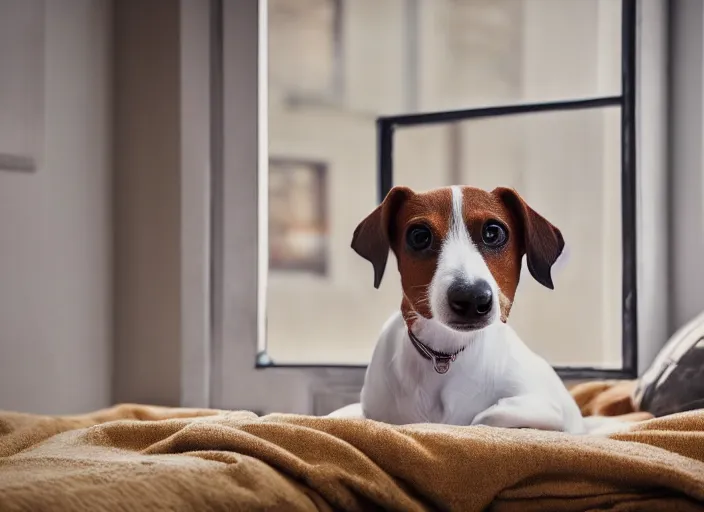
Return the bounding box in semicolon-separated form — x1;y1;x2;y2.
403;315;499;375
407;329;465;374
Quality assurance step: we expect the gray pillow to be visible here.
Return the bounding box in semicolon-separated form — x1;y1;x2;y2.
634;311;704;417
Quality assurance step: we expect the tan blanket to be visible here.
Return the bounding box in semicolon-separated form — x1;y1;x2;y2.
0;382;703;511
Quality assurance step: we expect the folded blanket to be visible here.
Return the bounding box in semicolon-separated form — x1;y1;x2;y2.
0;383;703;511
570;379;646;417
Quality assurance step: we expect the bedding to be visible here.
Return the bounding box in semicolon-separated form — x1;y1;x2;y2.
0;381;703;511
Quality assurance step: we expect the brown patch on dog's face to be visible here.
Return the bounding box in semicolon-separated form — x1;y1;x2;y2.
461;188;524;318
386;189;453;326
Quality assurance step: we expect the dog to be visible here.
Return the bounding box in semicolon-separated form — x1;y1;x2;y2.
332;185;590;434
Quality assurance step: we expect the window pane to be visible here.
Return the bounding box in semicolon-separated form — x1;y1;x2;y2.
394;107;622;368
417;0;622;111
268;0;621;116
266;0;623;366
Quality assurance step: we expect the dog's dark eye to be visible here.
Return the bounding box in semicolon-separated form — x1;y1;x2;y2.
406;225;433;251
481;221;508;248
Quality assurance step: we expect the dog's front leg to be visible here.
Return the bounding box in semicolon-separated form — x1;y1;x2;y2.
471;394;566;432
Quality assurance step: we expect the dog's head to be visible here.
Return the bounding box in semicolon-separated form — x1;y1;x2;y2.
351;185;564;351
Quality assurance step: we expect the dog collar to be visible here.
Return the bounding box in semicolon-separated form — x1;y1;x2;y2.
407;330;463;375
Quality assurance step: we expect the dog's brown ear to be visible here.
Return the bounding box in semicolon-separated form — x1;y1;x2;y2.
493;187;565;290
351;186;413;288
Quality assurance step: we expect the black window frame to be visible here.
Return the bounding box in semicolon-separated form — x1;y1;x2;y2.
376;0;638;380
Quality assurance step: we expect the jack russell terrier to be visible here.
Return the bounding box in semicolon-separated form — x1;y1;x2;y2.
330;185;622;435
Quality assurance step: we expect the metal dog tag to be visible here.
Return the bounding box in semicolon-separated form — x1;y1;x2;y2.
433;354;456;374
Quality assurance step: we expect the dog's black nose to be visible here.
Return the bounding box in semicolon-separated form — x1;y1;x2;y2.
447;280;493;319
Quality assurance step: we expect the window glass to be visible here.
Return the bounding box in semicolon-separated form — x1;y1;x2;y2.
266;0;622;366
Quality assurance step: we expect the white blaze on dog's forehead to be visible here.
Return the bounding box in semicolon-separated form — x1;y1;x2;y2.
435;186;486;285
426;186;501;340
449;186;466;238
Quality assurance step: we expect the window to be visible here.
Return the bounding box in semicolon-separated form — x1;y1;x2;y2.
268;159;328;275
210;0;668;414
263;0;634;375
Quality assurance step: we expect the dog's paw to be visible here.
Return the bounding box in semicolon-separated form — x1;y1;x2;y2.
582;415;645;436
471;395;565;431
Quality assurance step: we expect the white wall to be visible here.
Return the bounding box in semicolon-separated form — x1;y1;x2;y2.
112;0;183;407
111;0;213;409
0;0;113;414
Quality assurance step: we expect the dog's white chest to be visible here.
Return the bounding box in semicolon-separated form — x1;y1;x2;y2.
392;374;492;425
395;379;448;424
360;313;499;426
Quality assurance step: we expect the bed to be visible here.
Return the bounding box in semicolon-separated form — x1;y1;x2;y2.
0;381;703;511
